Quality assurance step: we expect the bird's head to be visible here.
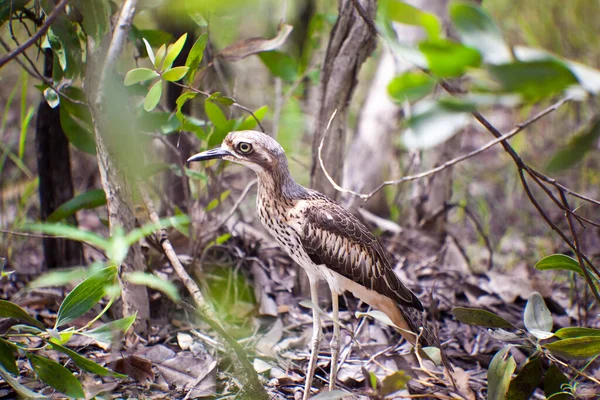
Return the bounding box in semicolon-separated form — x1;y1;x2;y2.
187;130;286;174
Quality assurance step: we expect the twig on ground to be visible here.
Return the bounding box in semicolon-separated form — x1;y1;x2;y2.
137;183;269;399
0;0;70;69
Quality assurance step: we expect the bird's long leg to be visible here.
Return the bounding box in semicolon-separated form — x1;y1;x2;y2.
329;290;340;391
303;274;322;400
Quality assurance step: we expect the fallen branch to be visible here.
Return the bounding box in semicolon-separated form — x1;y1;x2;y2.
137;183;268;399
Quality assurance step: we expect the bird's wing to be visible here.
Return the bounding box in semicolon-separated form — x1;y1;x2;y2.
300;199;423;312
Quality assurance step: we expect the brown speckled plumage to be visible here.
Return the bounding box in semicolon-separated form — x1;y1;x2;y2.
190;130;436;348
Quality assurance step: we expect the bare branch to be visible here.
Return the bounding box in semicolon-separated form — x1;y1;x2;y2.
318;97;573;201
0;0;70;70
137;183;268;399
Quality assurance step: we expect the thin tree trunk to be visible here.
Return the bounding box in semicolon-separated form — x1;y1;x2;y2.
310;0;377;201
84;4;150;334
36;50;83;269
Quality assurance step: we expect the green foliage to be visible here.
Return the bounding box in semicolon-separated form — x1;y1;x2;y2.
124;272;181;302
378;1;600;151
506;356;542;400
534;254;584;276
27;352;85;398
486;60;578;101
546;117;600;173
452;307;515;329
0;213;189;395
449;1;512;64
258;51;299;82
419;39;482;77
487;347;516;400
47;189;107;222
379;0;441;39
454;279;600;398
59;87;96;155
55;266;118;327
387;72;436;103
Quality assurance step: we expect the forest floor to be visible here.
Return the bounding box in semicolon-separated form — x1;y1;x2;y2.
2;178;600;399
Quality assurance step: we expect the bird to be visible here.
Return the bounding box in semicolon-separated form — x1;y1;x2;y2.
188;130;435;399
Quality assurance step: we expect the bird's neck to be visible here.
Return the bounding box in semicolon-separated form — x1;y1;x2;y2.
256;160;307;201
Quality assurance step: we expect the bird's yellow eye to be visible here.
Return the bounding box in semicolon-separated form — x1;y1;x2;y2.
237;142;253;154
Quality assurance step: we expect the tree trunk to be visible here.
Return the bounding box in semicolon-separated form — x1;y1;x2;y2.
36;50;83;269
310;0;377;201
85;25;150;334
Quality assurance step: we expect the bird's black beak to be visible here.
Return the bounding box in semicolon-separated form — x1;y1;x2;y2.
187;148;231;163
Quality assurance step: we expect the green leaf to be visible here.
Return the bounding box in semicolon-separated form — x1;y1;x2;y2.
76;0;111;47
449;1;511;64
19;106;34;160
21;223;108;250
138;29;173;48
162;66;190;82
0;338;18;375
47;341;126;377
237;105;269;131
487;347;516;400
388;72;436;102
139;111;183;134
544;336;600;360
452;307;515;329
28;266;92;289
124;272;180;302
380;370;410;396
487;60;578;101
0;0;28;26
534;254;584;276
123;215;190;247
185;34;208;82
27;353;85;398
144;81;163;112
523;292;553;339
85;315;136;343
543;363;570;400
56;266;117;327
258;51;299;82
185;168;207;181
0;300;46;330
205;100;229;130
547;117;600;173
47;189;107;222
142;38;156;65
402;100;471;149
59;87;96;154
154;44;167;69
0;363;46;399
124;68;159;86
506;356;542;400
379;0;441;39
419;39;482;77
176;92;198;124
554;327;600;339
163;33;188;70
